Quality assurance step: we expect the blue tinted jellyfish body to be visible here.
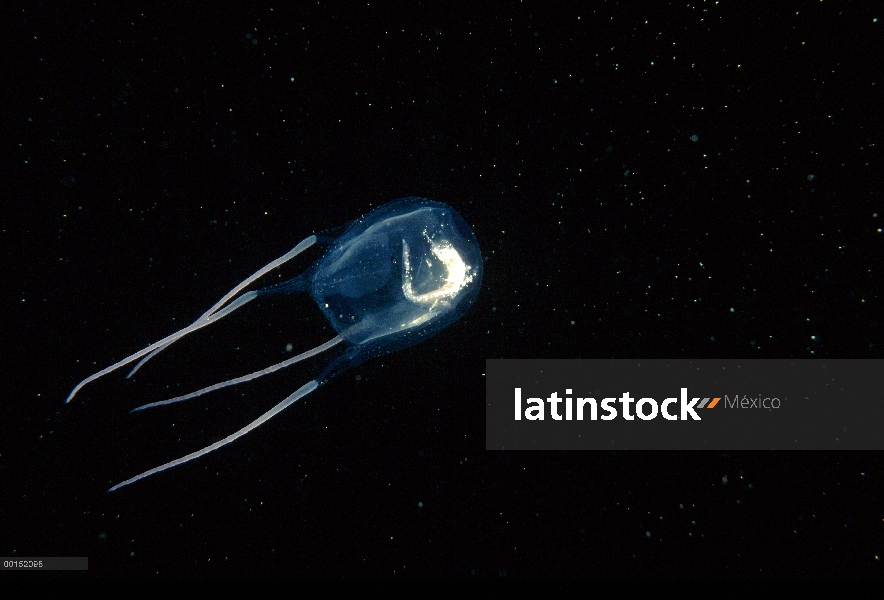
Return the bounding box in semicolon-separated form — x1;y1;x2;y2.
66;198;482;490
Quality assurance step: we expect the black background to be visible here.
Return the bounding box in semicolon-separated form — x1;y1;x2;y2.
4;0;882;579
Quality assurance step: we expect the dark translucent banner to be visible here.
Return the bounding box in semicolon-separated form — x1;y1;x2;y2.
486;360;883;450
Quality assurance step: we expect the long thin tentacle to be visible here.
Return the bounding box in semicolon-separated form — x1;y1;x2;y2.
65;291;258;403
108;380;320;491
126;235;318;377
131;335;343;412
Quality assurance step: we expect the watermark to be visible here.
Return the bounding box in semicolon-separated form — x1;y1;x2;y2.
487;360;883;450
513;388;783;421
